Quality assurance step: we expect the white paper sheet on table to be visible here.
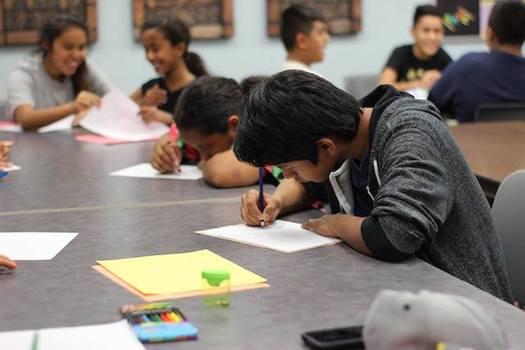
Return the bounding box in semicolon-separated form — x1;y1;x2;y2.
37;115;74;133
79;89;168;141
0;123;22;132
196;220;341;253
0;232;78;260
0;320;145;350
2;164;21;172
0;116;73;133
110;163;202;180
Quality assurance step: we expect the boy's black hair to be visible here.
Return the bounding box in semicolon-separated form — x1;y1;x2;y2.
413;5;442;27
142;16;208;77
234;70;361;167
174;76;242;135
239;75;269;95
488;0;525;46
280;5;326;51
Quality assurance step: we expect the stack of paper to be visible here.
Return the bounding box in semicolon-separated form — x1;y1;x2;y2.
0;232;78;260
0;320;144;350
110;163;202;180
1;164;20;172
0;121;22;132
94;249;269;301
37;115;74;133
195;220;341;253
79;89;168;141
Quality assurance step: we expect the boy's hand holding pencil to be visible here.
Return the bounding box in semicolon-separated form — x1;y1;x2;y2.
240;188;282;227
151;133;182;174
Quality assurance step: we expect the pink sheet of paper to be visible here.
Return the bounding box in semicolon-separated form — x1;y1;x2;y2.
75;134;155;145
0;120;22;132
0;121;16;127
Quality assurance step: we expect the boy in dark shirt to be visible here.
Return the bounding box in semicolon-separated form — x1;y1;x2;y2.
429;0;525;122
379;5;452;92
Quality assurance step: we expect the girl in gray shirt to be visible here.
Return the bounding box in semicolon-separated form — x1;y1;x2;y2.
7;14;110;130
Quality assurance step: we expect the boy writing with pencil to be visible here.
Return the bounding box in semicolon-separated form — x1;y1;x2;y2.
235;70;512;303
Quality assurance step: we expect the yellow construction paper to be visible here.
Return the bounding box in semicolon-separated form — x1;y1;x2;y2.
96;249;267;295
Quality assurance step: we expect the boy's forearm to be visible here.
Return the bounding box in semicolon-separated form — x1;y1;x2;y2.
272;178;311;215
155;110;174;125
201;150;259;188
332;214;371;255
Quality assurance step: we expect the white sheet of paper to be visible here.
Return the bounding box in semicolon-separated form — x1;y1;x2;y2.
0;116;73;133
37;115;74;133
0;124;22;132
0;320;145;350
110;163;202;180
0;232;78;260
0;330;33;349
79;89;168;141
3;164;21;172
196;220;341;253
406;87;429;100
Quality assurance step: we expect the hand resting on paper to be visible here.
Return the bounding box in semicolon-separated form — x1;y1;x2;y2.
71;90;102;126
0;255;16;270
302;215;344;238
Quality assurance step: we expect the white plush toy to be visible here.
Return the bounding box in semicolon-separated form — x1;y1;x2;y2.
363;290;508;350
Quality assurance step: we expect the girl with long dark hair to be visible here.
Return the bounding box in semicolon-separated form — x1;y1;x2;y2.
7;14;110;130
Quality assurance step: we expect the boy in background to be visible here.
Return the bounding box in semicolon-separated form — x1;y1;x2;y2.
280;5;330;77
429;0;525;122
379;5;452;93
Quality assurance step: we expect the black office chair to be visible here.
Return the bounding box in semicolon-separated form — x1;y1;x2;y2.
474;102;525;122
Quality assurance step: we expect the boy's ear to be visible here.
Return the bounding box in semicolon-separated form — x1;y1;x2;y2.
485;27;497;49
316;138;337;157
227;115;239;137
41;41;50;52
296;32;309;50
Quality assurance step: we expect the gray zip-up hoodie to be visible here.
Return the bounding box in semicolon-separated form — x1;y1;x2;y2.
308;86;513;302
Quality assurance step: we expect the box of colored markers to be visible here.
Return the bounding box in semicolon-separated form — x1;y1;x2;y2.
120;301;198;343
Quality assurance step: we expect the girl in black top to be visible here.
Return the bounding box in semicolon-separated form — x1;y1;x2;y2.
130;17;207;125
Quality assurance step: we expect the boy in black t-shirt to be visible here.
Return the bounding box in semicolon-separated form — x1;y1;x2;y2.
379;5;452;92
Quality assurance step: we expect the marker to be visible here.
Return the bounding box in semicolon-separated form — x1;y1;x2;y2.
31;331;39;350
258;167;265;227
0;170;8;180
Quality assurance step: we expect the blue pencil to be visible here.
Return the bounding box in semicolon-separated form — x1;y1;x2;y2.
258;167;265;227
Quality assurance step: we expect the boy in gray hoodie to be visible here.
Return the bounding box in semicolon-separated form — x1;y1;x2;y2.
234;69;512;303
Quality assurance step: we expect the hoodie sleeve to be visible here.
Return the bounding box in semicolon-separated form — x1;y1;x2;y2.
366;121;452;257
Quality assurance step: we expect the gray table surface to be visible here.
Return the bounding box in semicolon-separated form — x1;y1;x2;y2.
1;131;525;349
0;131;253;213
1;204;525;349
